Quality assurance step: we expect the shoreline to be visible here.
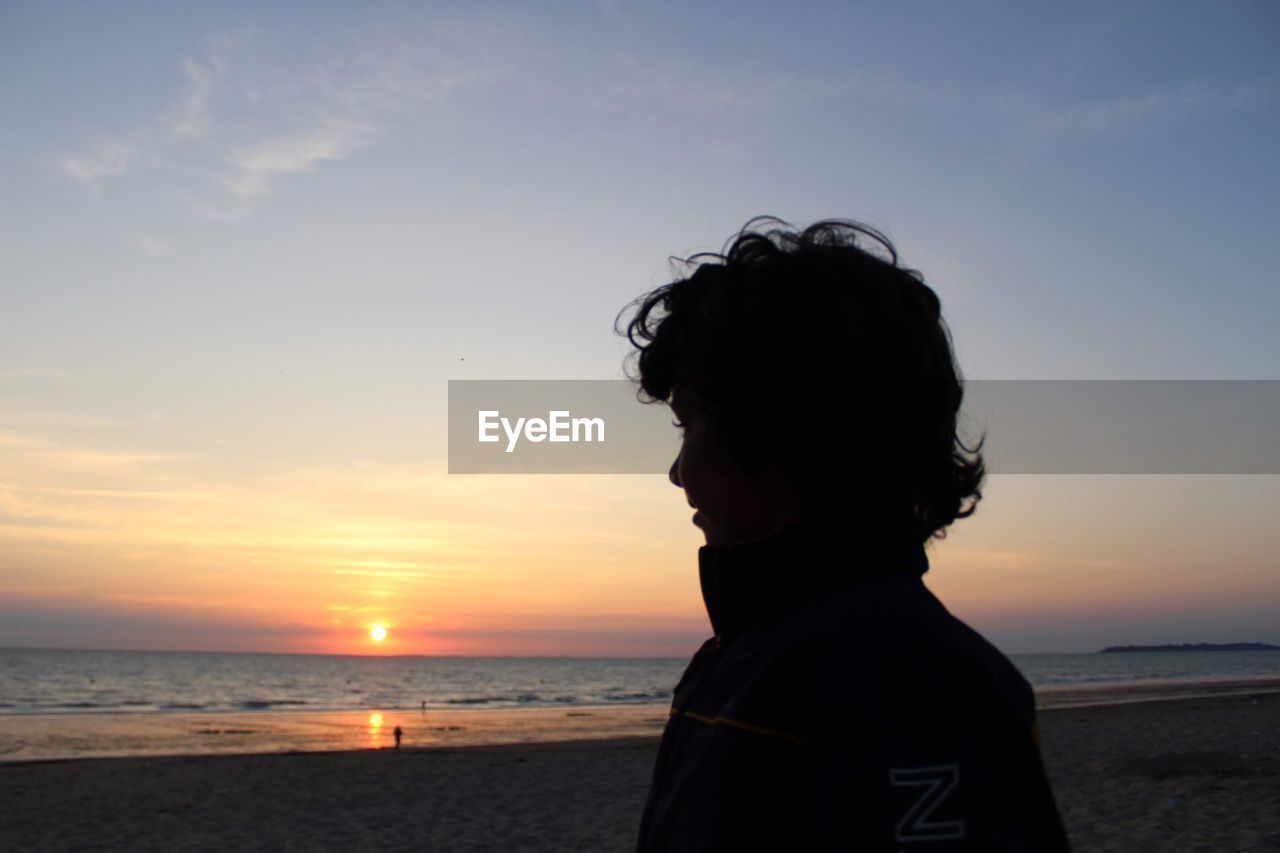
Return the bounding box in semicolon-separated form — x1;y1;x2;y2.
1034;674;1280;709
2;676;1278;766
2;691;1276;851
0;734;664;771
0;703;671;765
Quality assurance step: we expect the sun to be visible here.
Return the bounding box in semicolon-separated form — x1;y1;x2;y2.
369;624;388;642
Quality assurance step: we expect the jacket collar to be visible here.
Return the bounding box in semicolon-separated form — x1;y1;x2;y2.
697;521;928;644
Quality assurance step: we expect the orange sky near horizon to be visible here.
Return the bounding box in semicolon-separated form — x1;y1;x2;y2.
2;415;1276;655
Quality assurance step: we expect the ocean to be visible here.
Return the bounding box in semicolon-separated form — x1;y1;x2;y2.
3;647;1280;716
0;649;680;715
2;648;1278;762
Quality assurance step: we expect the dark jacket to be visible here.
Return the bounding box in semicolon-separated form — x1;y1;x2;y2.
636;523;1071;852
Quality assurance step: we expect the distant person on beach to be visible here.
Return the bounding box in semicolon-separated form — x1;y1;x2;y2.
619;219;1070;851
394;726;402;749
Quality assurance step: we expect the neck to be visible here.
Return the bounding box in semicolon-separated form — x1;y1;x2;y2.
697;520;928;642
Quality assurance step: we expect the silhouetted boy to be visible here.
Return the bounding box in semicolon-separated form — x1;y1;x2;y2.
619;219;1070;851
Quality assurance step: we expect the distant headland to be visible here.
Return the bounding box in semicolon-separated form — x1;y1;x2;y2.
1100;642;1280;653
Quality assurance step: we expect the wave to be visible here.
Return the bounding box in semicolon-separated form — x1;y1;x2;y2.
235;699;309;710
602;691;669;702
439;691;670;707
444;694;568;705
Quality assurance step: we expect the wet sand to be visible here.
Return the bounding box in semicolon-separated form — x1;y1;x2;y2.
0;704;670;764
2;686;1278;851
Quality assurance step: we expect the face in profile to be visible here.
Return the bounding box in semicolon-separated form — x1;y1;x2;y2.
668;384;805;547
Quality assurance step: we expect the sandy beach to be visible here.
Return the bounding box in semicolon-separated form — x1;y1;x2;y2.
3;687;1278;852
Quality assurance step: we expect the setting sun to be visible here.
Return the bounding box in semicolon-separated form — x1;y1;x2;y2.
370;625;387;642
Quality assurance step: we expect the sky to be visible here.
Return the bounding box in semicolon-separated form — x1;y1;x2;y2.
1;0;1277;655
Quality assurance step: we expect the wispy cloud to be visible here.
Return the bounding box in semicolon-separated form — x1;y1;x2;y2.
1033;80;1271;135
56;14;1278;221
0;411;137;431
222;119;373;198
55;21;505;219
62;145;133;183
0;430;188;472
940;548;1040;571
172;56;222;140
3;485;227;502
36;447;188;472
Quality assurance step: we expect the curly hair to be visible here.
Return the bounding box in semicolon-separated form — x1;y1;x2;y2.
615;217;984;544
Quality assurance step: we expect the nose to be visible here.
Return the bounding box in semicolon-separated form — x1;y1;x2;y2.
669;451;682;488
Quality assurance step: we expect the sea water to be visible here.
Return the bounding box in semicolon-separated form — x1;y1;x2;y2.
0;649;681;715
1012;650;1280;687
3;648;1279;716
2;648;1277;761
